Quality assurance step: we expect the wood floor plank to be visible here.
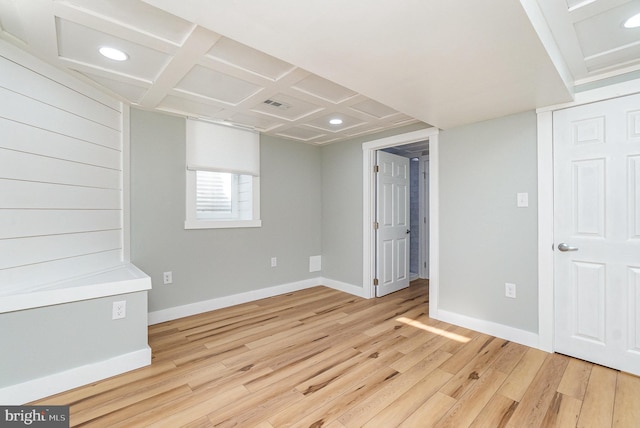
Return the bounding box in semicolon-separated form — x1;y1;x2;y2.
337;348;452;427
435;368;508;428
490;341;528;375
469;393;518;428
577;364;618;428
438;333;494;375
28;281;639;427
439;337;508;400
361;367;452;428
557;357;593;400
498;347;548;402
613;372;640;427
399;391;457;428
540;391;582;428
506;353;570;427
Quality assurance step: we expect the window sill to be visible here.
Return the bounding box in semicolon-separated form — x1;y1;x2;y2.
184;219;262;230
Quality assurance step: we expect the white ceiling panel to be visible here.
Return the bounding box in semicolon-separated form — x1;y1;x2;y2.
251;93;323;121
64;0;193;45
276;126;326;142
350;99;398;119
56;18;171;81
224;113;282;131
207;37;295;80
158;95;224;118
81;73;148;103
306;114;365;133
175;64;263;104
0;0;27;43
292;75;358;104
143;0;575;129
574;2;640;57
5;0;640;145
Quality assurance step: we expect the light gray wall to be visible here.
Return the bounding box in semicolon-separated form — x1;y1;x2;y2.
320;123;428;287
0;292;148;387
438;111;538;332
130;109;322;312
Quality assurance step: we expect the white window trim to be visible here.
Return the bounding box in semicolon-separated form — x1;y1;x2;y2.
185;171;261;229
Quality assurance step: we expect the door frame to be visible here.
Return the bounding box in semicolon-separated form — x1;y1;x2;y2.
537;78;640;352
419;155;430;279
362;128;439;313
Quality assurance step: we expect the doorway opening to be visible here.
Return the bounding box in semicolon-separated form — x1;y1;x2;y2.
362;128;440;315
380;142;429;281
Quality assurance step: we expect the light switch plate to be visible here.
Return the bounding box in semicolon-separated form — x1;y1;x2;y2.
517;192;529;208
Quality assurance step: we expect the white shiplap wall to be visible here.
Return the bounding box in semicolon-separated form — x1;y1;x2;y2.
0;41;125;295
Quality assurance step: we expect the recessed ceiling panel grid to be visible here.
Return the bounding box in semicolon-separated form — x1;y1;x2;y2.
573;2;640;57
207;37;295;81
158;95;224;118
251;93;324;121
306;113;365;133
62;0;194;45
292;74;357;103
82;73;149;103
175;64;264;105
276;126;326;142
55;18;171;81
349;99;398;119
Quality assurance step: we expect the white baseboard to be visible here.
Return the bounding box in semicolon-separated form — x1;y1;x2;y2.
432;309;540;349
319;277;368;298
148;278;321;325
0;347;151;405
148;277;369;325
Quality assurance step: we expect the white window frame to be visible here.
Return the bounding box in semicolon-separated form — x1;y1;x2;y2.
185;171;261;229
184;119;261;230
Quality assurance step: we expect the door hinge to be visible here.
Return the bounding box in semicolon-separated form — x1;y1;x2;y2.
373;165;379;173
424;261;427;268
373;221;379;230
373;278;379;286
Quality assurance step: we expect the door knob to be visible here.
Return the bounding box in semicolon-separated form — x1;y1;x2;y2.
406;229;411;234
557;242;578;252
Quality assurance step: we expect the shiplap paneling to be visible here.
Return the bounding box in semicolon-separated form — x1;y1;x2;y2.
0;180;121;210
0;210;121;240
0;118;121;170
0;149;121;189
0;87;120;150
0;57;121;130
0;230;122;270
0;45;124;294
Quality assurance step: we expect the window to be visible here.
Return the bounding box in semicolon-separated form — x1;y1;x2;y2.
185;119;261;229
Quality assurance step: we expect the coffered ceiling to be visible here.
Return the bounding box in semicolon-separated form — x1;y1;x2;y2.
1;0;640;144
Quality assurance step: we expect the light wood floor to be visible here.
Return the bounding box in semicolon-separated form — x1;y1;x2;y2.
34;279;640;427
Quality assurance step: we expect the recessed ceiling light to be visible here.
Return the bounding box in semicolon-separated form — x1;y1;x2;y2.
99;46;128;61
623;12;640;28
329;118;343;125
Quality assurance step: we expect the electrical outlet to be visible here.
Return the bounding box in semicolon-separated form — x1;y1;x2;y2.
112;300;126;319
505;283;517;299
163;271;173;284
271;257;277;268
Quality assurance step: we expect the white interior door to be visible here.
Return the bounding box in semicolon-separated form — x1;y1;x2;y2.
554;93;640;375
376;151;410;297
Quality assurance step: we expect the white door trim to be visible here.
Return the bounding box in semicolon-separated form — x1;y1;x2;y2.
537;78;640;353
362;128;439;314
419;155;430;279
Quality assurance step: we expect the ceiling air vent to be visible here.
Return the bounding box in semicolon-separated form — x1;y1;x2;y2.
263;99;291;110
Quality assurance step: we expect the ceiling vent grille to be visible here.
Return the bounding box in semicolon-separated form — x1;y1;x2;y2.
263;99;291;110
